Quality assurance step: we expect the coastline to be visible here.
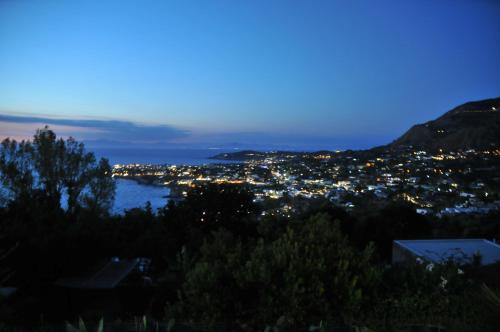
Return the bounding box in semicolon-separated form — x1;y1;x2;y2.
114;175;165;188
114;176;185;201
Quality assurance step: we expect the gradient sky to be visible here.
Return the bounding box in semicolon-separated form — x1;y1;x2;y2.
1;0;499;149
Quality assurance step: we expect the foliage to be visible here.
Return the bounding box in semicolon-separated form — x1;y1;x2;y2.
65;317;103;332
179;213;380;329
353;202;431;261
363;261;498;331
2;128;500;331
179;229;246;328
262;315;286;332
0;127;115;215
242;214;379;326
163;183;258;233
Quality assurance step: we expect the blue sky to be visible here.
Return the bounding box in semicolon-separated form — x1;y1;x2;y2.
0;0;499;150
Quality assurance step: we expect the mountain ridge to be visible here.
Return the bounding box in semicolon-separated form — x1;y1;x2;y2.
387;97;500;151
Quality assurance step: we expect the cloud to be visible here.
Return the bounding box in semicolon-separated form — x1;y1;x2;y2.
0;113;189;143
0;113;390;150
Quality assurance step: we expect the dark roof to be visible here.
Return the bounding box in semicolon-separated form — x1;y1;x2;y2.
0;287;17;298
55;258;139;289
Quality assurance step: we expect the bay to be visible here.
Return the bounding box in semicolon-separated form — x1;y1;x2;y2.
94;148;240;214
112;178;170;215
1;148;242;214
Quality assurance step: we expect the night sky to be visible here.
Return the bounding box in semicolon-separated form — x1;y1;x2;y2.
1;0;499;149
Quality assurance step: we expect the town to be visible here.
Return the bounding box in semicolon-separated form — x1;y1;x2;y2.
113;147;500;218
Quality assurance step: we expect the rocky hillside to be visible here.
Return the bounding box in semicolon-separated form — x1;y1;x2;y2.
390;97;500;150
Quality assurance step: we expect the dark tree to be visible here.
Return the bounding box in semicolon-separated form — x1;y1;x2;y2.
0;127;115;215
355;202;432;261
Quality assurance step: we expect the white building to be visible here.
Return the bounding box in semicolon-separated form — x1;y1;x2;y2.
392;239;500;266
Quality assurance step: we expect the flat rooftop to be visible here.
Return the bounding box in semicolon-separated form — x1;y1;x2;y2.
394;239;500;265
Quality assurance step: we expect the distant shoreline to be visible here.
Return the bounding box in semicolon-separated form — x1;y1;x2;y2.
114;176;165;188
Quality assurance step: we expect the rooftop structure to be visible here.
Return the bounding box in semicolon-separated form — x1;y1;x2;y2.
55;257;150;289
392;239;500;266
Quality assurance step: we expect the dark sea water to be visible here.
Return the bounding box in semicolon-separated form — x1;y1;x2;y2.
91;148;241;214
0;148;242;214
55;178;170;215
91;147;238;166
113;178;170;214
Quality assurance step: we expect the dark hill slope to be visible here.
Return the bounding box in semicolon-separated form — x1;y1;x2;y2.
390;97;500;150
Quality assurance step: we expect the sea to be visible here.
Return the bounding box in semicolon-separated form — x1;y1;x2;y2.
92;147;238;166
91;148;241;214
0;148;242;215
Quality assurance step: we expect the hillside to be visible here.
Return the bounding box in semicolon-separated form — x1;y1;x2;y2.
209;150;271;160
389;97;500;150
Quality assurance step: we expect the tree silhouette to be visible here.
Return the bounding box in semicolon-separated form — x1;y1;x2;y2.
0;127;115;215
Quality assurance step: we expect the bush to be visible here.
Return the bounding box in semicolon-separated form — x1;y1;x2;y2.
179;213;380;329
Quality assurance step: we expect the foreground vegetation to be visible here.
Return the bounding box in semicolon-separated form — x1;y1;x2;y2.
1;129;500;331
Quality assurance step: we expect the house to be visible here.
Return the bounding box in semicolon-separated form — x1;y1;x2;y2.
55;257;150;289
392;239;500;266
54;257;152;318
0;242;18;301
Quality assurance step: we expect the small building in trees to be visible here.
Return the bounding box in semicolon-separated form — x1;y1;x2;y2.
55;257;151;289
0;242;18;301
392;239;500;266
54;257;152;318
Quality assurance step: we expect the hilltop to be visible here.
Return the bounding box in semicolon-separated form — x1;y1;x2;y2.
211;97;500;161
389;97;500;151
